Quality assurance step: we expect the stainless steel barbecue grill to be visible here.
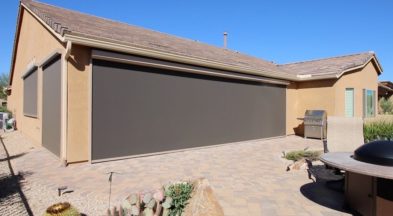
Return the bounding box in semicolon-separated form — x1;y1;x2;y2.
304;110;327;140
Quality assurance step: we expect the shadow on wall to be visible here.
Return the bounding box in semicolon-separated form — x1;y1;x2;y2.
68;45;91;72
297;79;337;89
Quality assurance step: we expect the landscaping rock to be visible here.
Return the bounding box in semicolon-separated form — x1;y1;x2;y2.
183;178;224;216
289;158;307;170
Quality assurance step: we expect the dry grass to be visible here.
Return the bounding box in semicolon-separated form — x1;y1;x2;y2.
284;150;322;162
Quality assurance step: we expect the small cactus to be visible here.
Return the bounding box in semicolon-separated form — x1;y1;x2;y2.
142;193;152;204
146;199;156;209
161;196;172;216
44;202;80;216
153;204;162;216
161;196;172;209
142;208;154;216
131;205;140;216
121;200;132;215
128;194;139;205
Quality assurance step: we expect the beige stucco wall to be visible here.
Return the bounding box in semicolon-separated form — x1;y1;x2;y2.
67;45;91;163
286;79;336;135
286;82;300;134
334;62;379;117
286;62;379;135
7;9;65;146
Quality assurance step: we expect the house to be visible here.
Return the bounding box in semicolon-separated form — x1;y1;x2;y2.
7;0;383;163
378;81;393;99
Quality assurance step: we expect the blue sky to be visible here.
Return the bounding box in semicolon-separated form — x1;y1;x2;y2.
1;0;392;80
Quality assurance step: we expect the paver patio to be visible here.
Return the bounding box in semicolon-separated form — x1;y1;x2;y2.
0;131;352;215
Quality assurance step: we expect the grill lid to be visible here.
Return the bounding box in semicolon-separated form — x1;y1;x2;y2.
304;110;326;117
354;140;393;166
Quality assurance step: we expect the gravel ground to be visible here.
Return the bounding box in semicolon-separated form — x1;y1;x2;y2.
0;132;31;216
0;132;107;216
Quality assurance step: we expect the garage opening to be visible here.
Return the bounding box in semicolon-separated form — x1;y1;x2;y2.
91;55;286;161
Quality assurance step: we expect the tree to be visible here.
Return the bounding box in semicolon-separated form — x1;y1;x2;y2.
0;73;9;100
379;97;393;114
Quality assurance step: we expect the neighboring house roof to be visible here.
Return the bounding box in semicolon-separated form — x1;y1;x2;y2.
278;52;383;79
9;0;383;85
378;81;393;98
380;81;393;89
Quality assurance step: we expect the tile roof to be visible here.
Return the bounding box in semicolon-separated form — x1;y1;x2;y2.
278;52;379;77
19;0;382;81
22;0;285;75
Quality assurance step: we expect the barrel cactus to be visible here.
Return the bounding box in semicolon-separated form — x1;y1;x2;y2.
44;202;80;216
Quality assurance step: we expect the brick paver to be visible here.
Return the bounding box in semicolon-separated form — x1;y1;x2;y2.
1;131;351;215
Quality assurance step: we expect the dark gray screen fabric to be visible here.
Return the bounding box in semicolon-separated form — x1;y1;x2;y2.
23;68;38;117
92;60;286;161
42;56;61;157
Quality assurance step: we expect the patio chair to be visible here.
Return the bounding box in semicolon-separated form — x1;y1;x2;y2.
324;116;364;153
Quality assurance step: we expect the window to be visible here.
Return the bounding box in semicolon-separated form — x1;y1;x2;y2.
363;89;376;118
23;67;38;117
345;88;354;117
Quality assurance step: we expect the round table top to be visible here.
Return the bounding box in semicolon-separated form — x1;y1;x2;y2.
320;152;393;180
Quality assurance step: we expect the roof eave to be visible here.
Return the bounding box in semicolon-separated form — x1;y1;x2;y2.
9;2;66;86
295;54;383;82
64;33;297;83
8;3;24;86
335;55;383;79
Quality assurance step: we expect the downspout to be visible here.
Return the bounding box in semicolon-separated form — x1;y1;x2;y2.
61;41;72;166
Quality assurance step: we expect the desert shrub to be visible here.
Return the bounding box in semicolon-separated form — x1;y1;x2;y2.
364;120;393;142
380;97;393;114
165;181;193;216
284;149;321;161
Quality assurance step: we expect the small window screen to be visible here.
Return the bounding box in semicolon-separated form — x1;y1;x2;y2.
23;68;38;117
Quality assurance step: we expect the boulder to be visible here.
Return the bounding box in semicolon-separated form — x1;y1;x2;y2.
183;178;224;216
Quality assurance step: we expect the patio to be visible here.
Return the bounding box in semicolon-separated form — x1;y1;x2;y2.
0;131;351;215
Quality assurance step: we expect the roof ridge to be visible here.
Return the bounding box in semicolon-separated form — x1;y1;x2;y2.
279;51;374;66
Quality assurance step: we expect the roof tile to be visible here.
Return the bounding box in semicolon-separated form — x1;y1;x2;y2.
21;0;380;79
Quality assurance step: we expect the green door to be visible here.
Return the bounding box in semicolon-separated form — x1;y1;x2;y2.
345;88;354;117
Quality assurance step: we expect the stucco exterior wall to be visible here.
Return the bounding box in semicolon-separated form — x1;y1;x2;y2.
286;79;336;135
286;82;300;134
7;9;64;146
334;62;379;117
296;79;337;117
67;45;91;163
285;62;379;135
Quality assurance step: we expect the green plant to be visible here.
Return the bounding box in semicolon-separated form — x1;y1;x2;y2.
364;120;393;142
0;73;9;100
44;202;80;216
380;97;393;114
284;149;321;161
164;182;193;216
0;106;11;115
